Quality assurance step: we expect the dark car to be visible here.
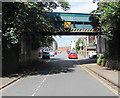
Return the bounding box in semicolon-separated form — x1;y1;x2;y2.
66;49;70;54
42;51;50;59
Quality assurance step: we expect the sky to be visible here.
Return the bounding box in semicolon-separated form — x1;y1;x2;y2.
53;0;99;47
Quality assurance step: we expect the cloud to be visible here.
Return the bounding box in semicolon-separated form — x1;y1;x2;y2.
68;3;98;13
67;0;93;3
53;0;98;13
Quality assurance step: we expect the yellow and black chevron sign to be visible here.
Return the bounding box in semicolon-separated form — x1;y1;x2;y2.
77;29;82;31
71;29;76;31
89;29;95;32
57;29;100;32
84;29;89;31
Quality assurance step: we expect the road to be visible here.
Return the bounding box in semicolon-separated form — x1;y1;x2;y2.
2;51;117;96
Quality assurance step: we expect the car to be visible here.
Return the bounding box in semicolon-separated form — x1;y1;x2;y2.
49;51;55;57
68;52;78;59
54;51;57;55
88;51;97;59
57;50;62;53
42;51;50;59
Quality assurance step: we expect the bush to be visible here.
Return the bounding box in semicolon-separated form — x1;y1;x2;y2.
99;54;104;59
97;53;105;65
101;59;106;66
97;58;102;65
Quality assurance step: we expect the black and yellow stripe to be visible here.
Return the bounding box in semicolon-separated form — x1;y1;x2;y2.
71;29;76;31
57;29;100;32
77;29;82;31
89;29;95;32
84;29;89;31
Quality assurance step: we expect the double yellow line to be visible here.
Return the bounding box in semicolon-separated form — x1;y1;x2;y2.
80;65;119;96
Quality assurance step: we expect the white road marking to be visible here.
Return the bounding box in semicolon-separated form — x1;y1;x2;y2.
36;89;38;91
32;93;35;96
31;71;50;96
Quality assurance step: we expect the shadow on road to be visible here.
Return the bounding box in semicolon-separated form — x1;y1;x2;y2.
2;57;97;78
77;58;97;65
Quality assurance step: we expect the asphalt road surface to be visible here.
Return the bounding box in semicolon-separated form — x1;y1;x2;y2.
2;51;117;96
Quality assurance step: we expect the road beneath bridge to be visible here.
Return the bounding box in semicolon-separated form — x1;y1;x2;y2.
2;51;116;96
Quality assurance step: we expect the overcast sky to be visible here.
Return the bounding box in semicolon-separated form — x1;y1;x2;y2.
53;0;99;47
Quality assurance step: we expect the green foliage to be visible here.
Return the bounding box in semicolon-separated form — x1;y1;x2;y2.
2;1;70;49
75;38;84;53
97;58;102;65
93;2;120;70
58;1;70;11
101;59;106;66
93;1;120;40
92;41;96;46
99;54;104;59
97;53;105;66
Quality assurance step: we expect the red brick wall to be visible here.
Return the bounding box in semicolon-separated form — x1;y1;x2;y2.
58;47;71;51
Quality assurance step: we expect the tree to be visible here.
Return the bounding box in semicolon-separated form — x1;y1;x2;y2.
2;1;70;49
75;38;84;53
92;1;120;69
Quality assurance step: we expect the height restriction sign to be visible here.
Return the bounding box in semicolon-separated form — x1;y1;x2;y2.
64;22;71;28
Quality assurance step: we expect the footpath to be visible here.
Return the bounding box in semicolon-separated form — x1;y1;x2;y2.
0;59;119;92
82;63;119;87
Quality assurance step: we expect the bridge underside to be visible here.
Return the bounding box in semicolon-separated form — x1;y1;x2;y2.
40;31;100;35
44;12;100;35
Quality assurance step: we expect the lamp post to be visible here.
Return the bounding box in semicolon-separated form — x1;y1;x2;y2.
79;43;83;55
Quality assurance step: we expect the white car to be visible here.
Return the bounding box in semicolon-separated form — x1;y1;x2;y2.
49;51;55;57
88;51;97;58
57;50;62;53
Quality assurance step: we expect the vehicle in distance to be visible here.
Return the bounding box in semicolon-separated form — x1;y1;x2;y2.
57;50;62;53
66;49;70;54
88;51;97;59
68;52;78;59
49;51;55;57
54;51;57;55
66;49;74;54
42;51;50;59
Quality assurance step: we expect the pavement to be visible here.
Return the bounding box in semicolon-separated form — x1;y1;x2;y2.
81;63;119;87
0;61;119;91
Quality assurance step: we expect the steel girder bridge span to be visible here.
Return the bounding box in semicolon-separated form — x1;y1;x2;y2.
43;12;100;35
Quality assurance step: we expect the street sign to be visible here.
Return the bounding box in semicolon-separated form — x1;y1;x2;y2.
64;22;71;28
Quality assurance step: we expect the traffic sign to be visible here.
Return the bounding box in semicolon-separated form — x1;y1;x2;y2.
64;22;71;28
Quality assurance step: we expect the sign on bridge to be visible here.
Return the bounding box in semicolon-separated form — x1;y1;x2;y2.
64;22;71;28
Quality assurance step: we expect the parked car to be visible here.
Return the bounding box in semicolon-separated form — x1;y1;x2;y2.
88;51;97;59
68;52;78;59
54;51;57;55
42;51;50;59
49;51;55;57
57;50;62;53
